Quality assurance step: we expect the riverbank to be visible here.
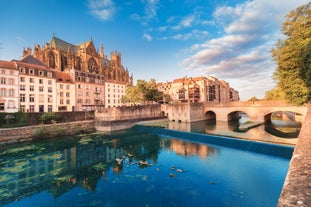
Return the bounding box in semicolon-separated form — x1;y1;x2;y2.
0;121;95;144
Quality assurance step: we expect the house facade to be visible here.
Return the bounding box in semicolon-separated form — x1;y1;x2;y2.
0;60;19;112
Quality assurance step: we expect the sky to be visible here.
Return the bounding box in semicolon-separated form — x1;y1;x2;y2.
0;0;309;100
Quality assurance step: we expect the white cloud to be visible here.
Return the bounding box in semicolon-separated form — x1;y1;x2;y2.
143;33;153;42
172;15;195;30
181;0;310;99
88;0;116;21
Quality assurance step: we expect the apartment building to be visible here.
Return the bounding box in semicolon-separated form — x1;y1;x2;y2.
55;70;76;111
157;76;239;104
0;60;19;112
104;81;127;108
15;56;57;112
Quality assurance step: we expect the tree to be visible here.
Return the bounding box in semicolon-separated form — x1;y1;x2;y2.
271;2;311;105
121;79;162;104
265;87;285;100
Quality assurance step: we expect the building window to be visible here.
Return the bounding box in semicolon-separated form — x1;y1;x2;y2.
48;80;52;85
66;85;70;90
60;84;63;89
30;78;34;83
9;89;14;97
20;68;25;74
20;77;25;82
1;77;6;84
86;92;89;96
20;94;25;102
39;79;43;84
48;105;53;112
85;99;90;104
60;92;64;97
60;99;64;104
66;99;70;104
20;105;25;112
48;95;52;103
77;99;82;103
20;85;25;91
29;85;34;91
66;92;70;97
29;69;34;75
48;87;52;92
39;86;44;92
29;94;35;102
47;72;53;77
1;88;6;97
29;105;35;112
39;71;43;76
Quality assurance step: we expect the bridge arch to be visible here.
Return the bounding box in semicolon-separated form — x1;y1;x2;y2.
227;111;250;121
204;110;216;120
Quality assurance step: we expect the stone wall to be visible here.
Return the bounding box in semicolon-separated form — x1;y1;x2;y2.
278;105;311;206
28;111;94;125
0;121;95;144
95;104;163;121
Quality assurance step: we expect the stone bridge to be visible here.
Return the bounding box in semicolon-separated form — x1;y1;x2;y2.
161;101;308;123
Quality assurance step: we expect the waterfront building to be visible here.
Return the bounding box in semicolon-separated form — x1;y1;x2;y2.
0;60;19;112
104;80;127;108
15;55;57;112
55;70;76;111
157;76;239;104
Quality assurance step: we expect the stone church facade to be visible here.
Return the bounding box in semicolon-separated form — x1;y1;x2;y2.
22;36;132;84
21;36;133;111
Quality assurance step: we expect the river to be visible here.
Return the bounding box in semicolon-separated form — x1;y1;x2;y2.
144;113;301;146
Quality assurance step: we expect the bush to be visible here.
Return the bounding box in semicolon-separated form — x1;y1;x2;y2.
32;127;49;139
39;112;60;124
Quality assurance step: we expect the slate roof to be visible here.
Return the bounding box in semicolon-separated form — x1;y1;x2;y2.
48;36;78;53
20;55;47;66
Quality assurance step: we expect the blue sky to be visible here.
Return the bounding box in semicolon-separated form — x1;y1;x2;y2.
0;0;309;100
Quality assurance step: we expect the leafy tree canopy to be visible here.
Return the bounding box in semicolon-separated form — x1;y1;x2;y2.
121;79;161;104
271;2;311;105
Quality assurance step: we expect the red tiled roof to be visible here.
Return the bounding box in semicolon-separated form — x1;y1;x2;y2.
0;60;17;70
55;70;74;84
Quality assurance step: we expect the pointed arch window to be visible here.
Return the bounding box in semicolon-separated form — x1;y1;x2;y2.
88;57;98;73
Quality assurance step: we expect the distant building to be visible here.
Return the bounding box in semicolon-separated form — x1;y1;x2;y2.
0;60;19;112
157;76;239;104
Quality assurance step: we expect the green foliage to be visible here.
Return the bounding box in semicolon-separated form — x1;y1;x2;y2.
121;79;162;104
39;112;60;124
248;96;259;102
32;127;49;139
0;111;29;128
271;2;311;105
265;87;285;100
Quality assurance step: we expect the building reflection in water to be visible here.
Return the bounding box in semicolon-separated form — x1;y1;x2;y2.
0;131;218;205
165;138;216;159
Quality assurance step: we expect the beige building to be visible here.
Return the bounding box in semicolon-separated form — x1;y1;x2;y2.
0;60;19;112
15;56;57;112
105;81;127;108
158;76;239;104
55;70;76;111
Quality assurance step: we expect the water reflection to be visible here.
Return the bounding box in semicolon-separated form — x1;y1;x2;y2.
0;130;216;206
155;117;300;145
